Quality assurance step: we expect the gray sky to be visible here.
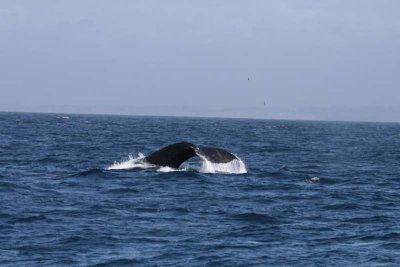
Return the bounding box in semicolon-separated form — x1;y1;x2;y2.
1;0;400;121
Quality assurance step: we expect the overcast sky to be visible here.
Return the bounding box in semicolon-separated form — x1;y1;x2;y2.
1;1;399;121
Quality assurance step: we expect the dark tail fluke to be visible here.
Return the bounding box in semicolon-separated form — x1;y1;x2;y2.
144;142;198;169
144;142;239;168
197;146;238;163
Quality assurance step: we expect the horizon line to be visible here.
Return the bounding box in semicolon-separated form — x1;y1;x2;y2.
1;109;399;125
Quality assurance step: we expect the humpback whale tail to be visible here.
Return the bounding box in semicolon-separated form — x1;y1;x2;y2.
144;142;198;169
107;142;246;174
144;142;240;170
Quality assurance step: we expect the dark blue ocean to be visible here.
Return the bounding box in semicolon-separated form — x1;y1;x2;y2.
1;112;399;266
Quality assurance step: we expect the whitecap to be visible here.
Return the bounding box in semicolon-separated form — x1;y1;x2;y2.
307;176;320;183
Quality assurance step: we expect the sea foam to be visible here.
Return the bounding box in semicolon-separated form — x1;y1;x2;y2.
198;154;247;174
106;153;153;170
106;153;247;174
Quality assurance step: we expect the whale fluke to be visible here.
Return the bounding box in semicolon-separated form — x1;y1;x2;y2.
144;142;197;169
197;147;238;163
144;142;239;168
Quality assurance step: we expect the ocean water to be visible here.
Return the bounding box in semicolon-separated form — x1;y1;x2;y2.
1;112;399;266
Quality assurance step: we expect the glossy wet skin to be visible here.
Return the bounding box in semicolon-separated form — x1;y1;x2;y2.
144;142;239;168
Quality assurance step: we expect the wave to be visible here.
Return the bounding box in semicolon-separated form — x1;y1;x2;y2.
91;258;144;267
104;188;140;194
68;168;107;177
106;153;247;174
10;215;48;224
233;212;281;224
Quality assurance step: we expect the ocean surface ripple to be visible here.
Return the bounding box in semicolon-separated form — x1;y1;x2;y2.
1;112;400;266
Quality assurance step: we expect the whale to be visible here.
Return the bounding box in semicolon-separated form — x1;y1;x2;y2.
144;142;239;169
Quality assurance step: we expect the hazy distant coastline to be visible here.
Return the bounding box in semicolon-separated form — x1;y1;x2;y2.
1;104;399;123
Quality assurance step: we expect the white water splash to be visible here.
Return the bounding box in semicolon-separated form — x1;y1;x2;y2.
198;154;247;174
106;153;247;174
308;176;320;183
157;166;186;173
106;153;153;170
